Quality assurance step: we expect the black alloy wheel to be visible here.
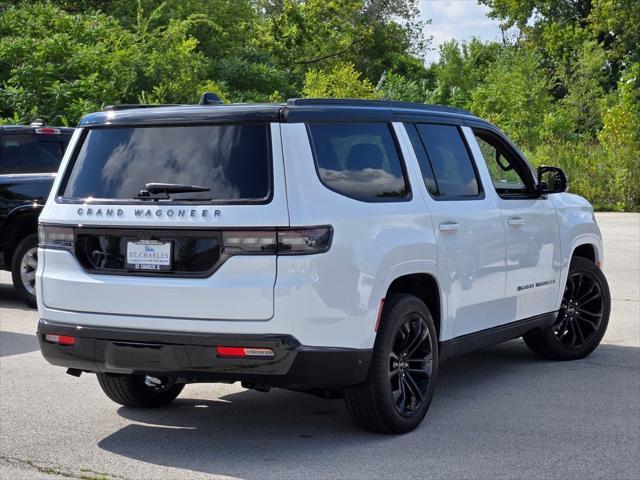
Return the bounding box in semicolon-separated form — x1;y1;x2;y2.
524;256;610;360
553;270;605;348
345;294;438;434
389;314;434;416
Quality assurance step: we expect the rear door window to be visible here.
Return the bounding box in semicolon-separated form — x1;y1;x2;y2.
414;124;482;198
60;124;271;203
307;122;409;201
0;135;65;174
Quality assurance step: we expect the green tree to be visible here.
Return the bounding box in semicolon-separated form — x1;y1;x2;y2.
598;62;640;209
302;63;379;99
256;0;428;83
589;0;640;63
470;48;552;148
0;2;212;123
543;41;610;140
427;40;474;107
0;0;637;210
377;72;429;103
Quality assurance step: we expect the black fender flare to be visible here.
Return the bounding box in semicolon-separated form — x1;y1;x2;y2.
2;203;44;265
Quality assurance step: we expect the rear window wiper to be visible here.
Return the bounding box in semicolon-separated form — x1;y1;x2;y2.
136;182;210;200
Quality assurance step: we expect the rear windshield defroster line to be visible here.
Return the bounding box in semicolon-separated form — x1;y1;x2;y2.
58;124;273;204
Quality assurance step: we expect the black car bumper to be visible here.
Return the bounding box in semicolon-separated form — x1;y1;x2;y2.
37;319;372;389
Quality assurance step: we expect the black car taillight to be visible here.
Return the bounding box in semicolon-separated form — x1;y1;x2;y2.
35;127;61;135
222;230;277;254
39;224;331;256
276;227;332;255
223;226;332;256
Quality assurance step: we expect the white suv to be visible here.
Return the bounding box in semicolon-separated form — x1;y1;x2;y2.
36;98;611;433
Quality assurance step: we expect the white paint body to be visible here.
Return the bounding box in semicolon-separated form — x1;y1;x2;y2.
37;123;603;349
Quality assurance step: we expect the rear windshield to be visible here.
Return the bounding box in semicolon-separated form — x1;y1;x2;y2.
0;135;66;174
60;124;271;202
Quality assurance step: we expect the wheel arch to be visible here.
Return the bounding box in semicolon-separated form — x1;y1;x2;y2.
571;242;598;264
383;270;442;340
554;237;603;310
2;206;42;266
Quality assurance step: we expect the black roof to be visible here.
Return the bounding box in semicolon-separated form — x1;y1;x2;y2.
286;98;472;115
78;98;483;127
80;104;282;127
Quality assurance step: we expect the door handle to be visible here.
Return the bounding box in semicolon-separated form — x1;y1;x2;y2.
439;221;460;232
507;216;525;226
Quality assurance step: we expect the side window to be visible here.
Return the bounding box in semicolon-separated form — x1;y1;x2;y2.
415;123;481;198
307;122;409;201
405;123;438;196
0;135;63;174
472;129;532;198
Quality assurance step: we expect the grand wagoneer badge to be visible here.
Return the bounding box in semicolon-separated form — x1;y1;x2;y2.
75;207;222;218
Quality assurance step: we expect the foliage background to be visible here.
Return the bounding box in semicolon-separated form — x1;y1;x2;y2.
0;0;638;210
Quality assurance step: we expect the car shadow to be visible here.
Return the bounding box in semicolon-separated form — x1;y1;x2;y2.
97;340;640;479
0;330;39;357
0;281;33;312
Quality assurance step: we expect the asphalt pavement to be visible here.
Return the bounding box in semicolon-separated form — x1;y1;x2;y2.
1;212;638;480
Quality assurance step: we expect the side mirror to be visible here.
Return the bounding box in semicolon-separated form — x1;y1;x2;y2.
537;165;568;194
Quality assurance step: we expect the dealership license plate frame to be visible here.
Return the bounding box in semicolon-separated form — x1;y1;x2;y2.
125;239;173;272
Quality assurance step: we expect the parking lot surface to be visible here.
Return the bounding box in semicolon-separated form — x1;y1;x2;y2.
1;212;638;480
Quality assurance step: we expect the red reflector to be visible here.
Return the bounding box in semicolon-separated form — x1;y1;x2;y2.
35;127;61;135
216;346;274;358
216;346;246;357
45;334;76;345
374;298;385;332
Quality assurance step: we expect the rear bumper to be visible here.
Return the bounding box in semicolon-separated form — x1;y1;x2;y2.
37;319;372;389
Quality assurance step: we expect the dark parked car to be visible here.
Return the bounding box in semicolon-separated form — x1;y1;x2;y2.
0;122;74;306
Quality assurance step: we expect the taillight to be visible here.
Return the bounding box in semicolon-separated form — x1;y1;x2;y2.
35;127;61;135
216;346;274;358
38;225;330;256
38;224;74;251
223;226;332;256
223;231;277;254
45;334;76;345
277;227;332;255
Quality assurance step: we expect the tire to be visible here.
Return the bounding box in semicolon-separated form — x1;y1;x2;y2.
524;256;611;360
96;373;184;408
344;294;438;434
10;233;39;308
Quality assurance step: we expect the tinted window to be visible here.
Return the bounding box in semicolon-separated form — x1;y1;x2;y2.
416;124;480;198
0;135;64;174
405;123;438;196
473;129;531;197
307;123;409;201
61;125;271;202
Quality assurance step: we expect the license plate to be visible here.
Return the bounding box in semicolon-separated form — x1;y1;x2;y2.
126;240;172;271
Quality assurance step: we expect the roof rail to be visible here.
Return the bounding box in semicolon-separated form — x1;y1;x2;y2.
102;104;182;111
286;98;473;116
102;93;224;111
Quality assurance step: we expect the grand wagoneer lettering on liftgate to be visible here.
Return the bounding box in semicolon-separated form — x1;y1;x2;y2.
75;207;222;218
